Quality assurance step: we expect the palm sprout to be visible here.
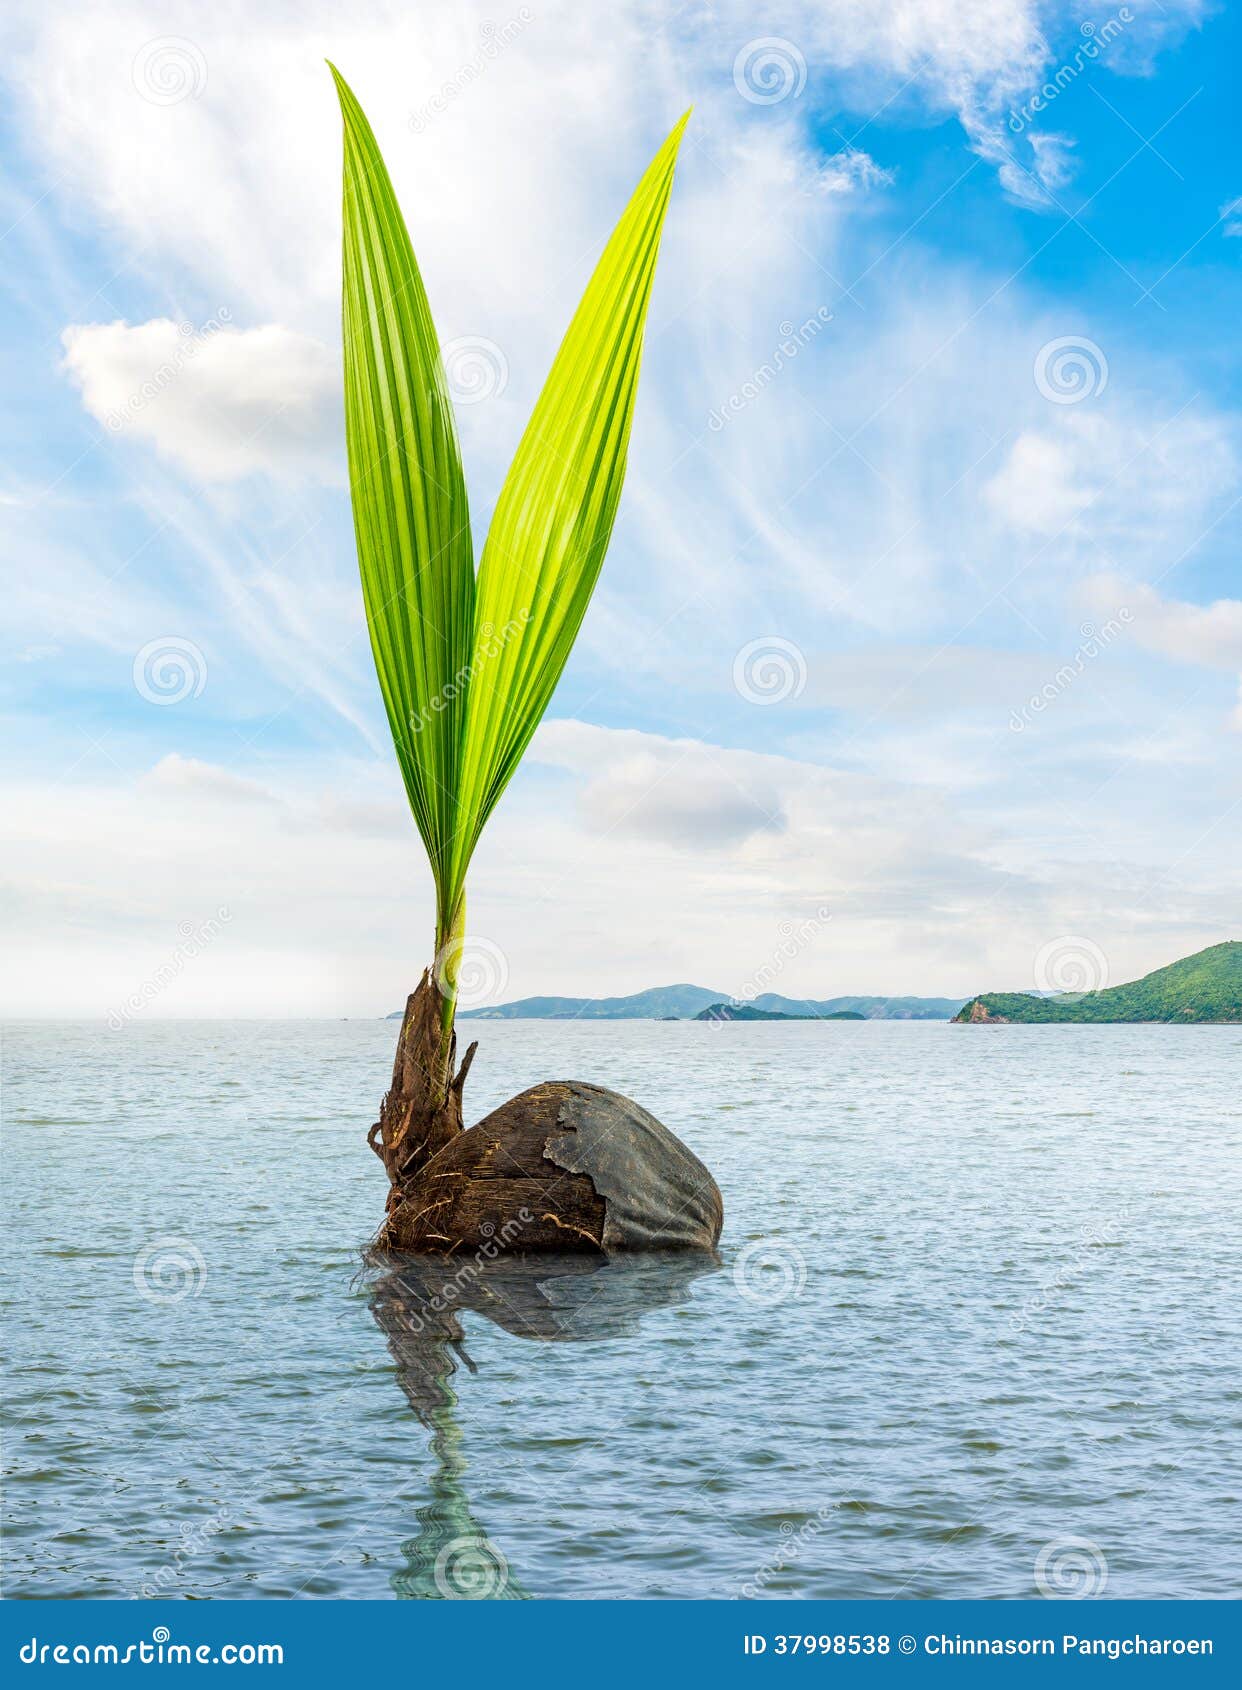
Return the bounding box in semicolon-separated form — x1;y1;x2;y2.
332;66;687;1096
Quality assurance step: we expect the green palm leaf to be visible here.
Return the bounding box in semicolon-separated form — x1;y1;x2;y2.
332;63;474;931
334;66;686;1049
444;112;690;913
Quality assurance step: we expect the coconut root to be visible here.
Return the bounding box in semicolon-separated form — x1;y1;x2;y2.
371;969;477;1244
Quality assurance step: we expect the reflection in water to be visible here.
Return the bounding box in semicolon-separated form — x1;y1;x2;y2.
368;1252;719;1598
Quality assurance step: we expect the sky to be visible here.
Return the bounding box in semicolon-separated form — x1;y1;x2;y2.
1;0;1239;1018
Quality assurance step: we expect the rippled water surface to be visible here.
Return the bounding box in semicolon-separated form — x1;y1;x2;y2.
3;1018;1239;1599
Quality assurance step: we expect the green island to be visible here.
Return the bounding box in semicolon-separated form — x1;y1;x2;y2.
954;941;1241;1024
694;1003;866;1023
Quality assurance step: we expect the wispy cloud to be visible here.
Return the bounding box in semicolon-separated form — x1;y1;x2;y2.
0;0;1237;1009
61;317;341;482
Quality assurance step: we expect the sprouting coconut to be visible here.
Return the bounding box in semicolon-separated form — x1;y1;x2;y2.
332;68;722;1255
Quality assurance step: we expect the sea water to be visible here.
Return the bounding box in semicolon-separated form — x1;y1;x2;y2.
2;1018;1238;1599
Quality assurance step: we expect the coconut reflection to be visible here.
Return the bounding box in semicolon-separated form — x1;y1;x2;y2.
368;1251;719;1599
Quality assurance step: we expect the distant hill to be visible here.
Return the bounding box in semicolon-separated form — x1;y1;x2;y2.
453;984;722;1021
750;992;963;1021
954;942;1241;1024
695;1002;865;1023
416;984;963;1021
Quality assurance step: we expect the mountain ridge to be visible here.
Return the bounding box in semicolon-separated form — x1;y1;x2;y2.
954;941;1241;1023
390;984;965;1020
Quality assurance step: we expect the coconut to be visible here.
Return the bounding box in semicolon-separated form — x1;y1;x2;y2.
384;1079;722;1256
369;976;722;1256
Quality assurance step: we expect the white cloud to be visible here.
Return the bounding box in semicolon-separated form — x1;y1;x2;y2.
802;644;1058;718
144;752;281;804
1103;0;1210;75
1083;573;1242;670
982;409;1236;554
60;317;340;482
1026;131;1076;192
0;1;1204;357
5;717;1236;1016
813;148;894;196
1081;571;1242;728
766;0;1061;207
1;0;1237;1014
777;0;1207;209
532;720;788;848
984;430;1092;533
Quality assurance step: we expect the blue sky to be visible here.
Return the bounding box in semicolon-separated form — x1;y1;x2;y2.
2;0;1239;1016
